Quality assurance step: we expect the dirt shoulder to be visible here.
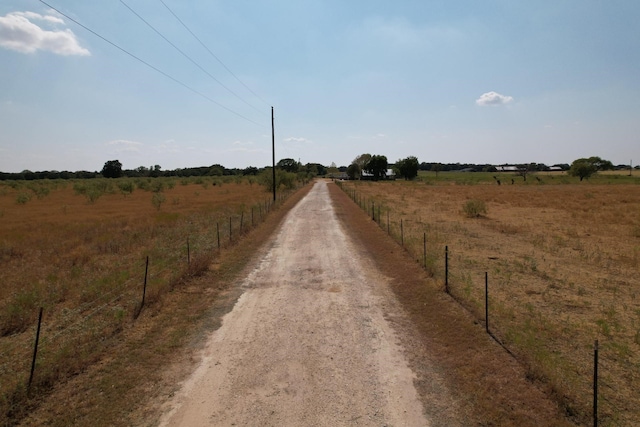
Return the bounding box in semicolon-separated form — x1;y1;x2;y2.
327;181;574;427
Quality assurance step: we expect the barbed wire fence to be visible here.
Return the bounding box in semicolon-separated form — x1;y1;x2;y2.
1;186;300;415
337;181;624;427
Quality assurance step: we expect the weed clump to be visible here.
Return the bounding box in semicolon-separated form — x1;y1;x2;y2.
463;199;487;218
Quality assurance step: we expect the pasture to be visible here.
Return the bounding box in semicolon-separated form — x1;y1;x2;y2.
339;172;640;426
0;176;278;423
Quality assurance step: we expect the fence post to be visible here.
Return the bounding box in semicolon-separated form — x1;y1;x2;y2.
28;307;43;390
445;246;449;293
485;272;489;333
252;207;254;227
378;206;380;225
141;256;149;308
594;339;599;427
401;219;404;247
423;233;427;268
372;201;375;221
387;211;390;234
187;237;191;265
240;211;244;232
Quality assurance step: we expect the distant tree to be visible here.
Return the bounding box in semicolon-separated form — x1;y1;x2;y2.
347;163;361;180
327;162;339;177
395;156;419;180
569;158;598;181
101;160;123;178
587;156;614;171
277;158;300;173
304;163;327;176
208;165;225;176
243;166;259;175
568;156;614;181
149;164;162;177
353;153;372;170
432;163;443;178
364;155;388;181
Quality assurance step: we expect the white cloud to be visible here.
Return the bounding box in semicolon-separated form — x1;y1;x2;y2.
229;140;266;153
106;139;142;153
475;91;514;106
0;11;90;56
283;137;311;143
233;140;254;146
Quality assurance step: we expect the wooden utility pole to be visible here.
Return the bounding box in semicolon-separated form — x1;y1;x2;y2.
272;107;276;201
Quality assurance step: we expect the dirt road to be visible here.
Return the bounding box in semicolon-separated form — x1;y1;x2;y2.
158;181;438;426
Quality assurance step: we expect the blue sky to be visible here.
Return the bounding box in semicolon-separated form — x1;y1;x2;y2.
1;0;639;172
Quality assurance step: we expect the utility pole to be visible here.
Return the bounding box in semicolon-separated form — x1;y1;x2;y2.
272;106;276;201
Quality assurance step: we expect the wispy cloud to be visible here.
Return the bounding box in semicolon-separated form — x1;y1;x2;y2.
283;137;311;144
475;91;514;106
106;139;142;153
229;140;266;153
0;11;90;56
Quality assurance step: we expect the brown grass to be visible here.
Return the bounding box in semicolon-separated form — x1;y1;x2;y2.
337;179;640;426
0;177;304;425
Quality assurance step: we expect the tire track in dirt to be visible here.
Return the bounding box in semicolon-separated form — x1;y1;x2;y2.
157;181;440;426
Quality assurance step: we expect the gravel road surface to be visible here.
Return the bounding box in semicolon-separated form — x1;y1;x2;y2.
158;181;432;426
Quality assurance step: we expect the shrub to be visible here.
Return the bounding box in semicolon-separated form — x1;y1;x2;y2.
151;192;166;210
463;199;487;218
15;192;31;205
117;180;135;196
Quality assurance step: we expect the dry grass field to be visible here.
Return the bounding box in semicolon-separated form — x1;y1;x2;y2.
0;176;286;424
338;173;640;426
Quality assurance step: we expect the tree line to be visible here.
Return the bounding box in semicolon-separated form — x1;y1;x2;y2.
1;155;630;181
0;160;327;181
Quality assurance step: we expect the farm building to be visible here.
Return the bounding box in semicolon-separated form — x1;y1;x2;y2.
361;169;396;180
495;165;522;172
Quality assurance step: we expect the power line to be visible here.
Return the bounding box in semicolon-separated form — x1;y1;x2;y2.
37;0;265;127
119;0;264;116
158;0;270;107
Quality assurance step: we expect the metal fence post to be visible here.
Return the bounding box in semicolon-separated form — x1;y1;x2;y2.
594;339;599;427
485;272;489;333
423;232;427;269
445;246;449;293
28;307;43;390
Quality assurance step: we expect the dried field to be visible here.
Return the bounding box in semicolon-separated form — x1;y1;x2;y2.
0;177;281;424
338;175;640;426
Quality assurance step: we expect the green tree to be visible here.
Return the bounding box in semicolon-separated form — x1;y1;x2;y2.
364;155;388;181
243;166;259;175
353;153;372;170
568;156;614;181
277;158;300;173
101;160;123;178
395;156;419;180
347;163;361;180
569;158;598;181
587;156;614;171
